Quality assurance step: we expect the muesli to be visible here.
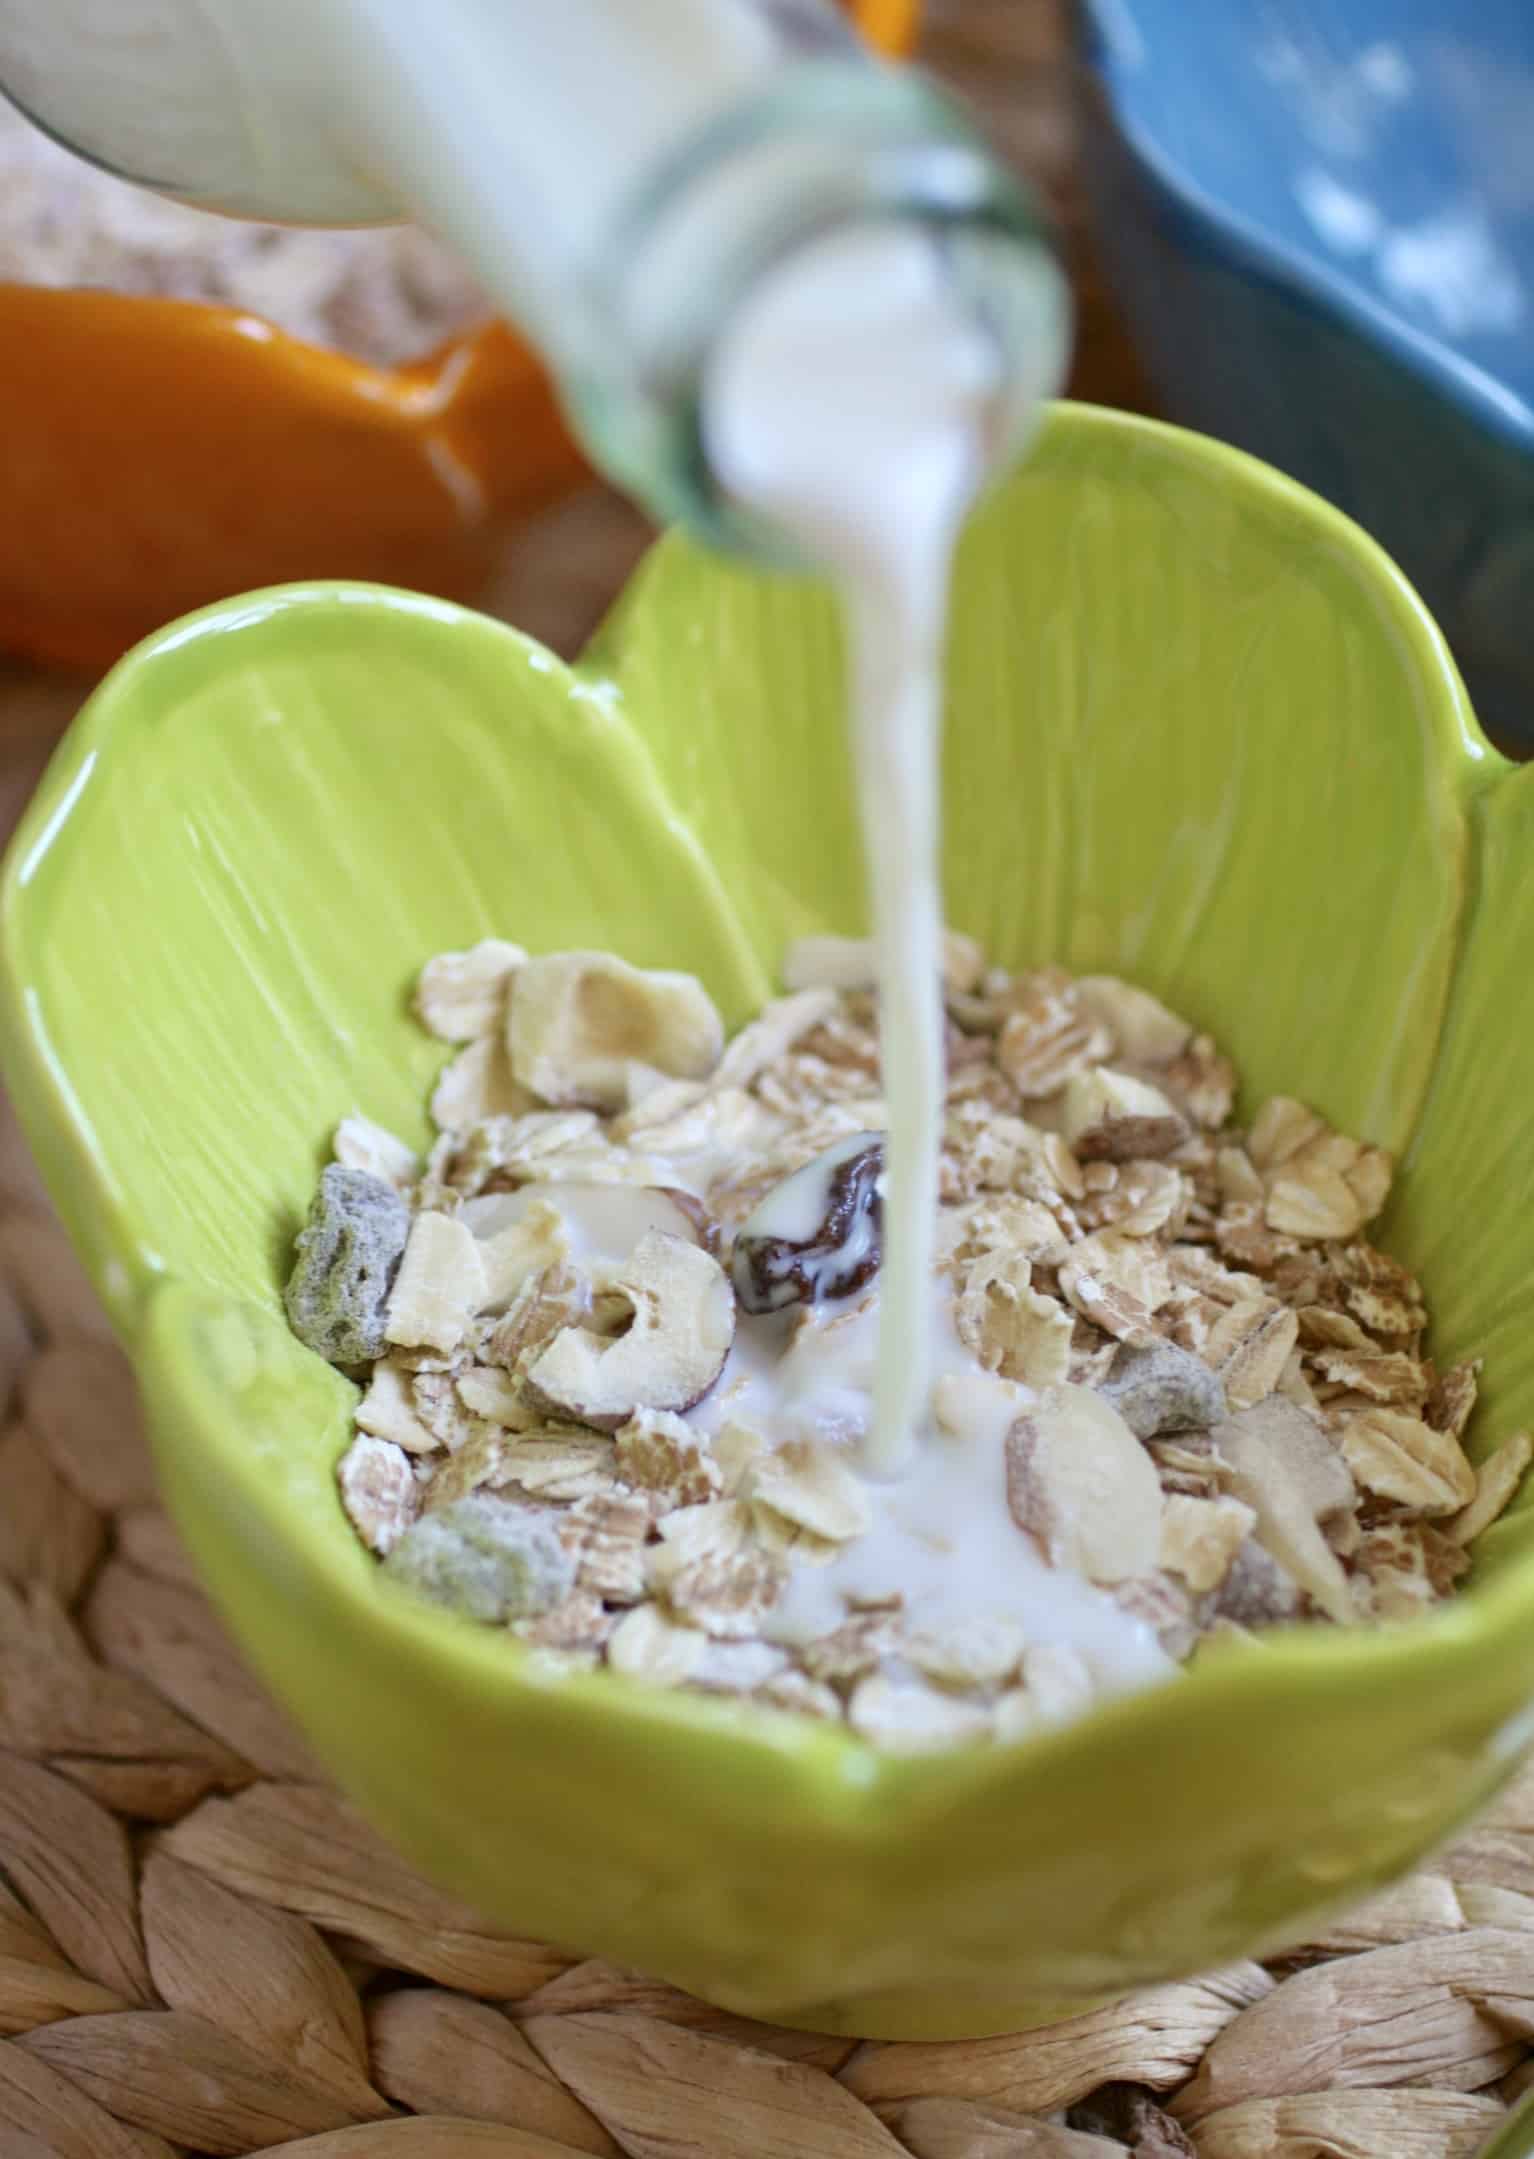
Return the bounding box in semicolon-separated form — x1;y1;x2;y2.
285;936;1530;1750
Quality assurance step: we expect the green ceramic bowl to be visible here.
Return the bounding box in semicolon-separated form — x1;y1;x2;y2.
5;403;1533;2043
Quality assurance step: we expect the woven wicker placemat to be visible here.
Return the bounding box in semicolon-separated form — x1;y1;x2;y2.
2;1099;1532;2159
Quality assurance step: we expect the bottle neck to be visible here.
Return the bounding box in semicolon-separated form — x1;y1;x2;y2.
557;61;1071;555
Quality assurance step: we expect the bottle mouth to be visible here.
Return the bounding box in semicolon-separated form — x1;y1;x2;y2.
567;59;1074;561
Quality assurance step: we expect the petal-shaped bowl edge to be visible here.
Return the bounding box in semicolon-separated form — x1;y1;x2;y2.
6;402;1534;2037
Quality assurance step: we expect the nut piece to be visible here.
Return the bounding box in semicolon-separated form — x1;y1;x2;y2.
1006;1383;1163;1585
337;1435;418;1554
508;951;724;1110
1101;1340;1226;1439
463;1181;714;1315
1060;1068;1189;1162
1074;976;1193;1065
1158;1494;1257;1594
384;1210;488;1355
526;1230;735;1431
467;1196;572;1314
382;1495;574;1622
355;1355;438;1456
414;939;526;1042
730;1134;883;1315
1203;1537;1301;1628
430;1035;530;1130
285;1164;411;1366
333;1114;418;1191
1213;1400;1355;1622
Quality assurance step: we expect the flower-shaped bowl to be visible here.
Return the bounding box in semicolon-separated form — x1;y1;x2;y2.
4;402;1532;2041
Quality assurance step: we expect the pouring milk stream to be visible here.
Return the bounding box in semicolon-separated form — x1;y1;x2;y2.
0;1;1070;1479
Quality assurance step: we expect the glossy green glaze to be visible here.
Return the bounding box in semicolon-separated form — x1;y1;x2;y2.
4;404;1531;2040
1481;2084;1534;2159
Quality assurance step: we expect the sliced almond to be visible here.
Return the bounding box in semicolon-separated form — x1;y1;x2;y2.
333;1115;418;1190
1060;1067;1188;1162
414;939;525;1042
1247;1097;1327;1172
354;1357;438;1456
1074;975;1193;1065
471;1199;572;1314
454;1366;527;1424
384;1212;488;1354
931;1370;1029;1445
1213;1401;1355;1621
1159;1495;1257;1594
429;1035;532;1130
1006;1385;1162;1585
508;951;723;1110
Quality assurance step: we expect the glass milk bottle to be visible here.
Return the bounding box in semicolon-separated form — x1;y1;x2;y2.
0;0;1071;549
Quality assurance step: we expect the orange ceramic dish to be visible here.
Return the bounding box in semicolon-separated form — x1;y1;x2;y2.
0;0;917;672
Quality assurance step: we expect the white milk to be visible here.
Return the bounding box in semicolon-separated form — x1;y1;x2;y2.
699;226;1165;1682
480;1184;1167;1682
703;221;989;1478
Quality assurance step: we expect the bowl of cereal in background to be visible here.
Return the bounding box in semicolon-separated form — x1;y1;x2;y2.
0;0;914;673
3;401;1532;2042
1070;0;1534;757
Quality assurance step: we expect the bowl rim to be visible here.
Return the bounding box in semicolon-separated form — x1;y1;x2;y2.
4;396;1532;1827
1073;0;1534;458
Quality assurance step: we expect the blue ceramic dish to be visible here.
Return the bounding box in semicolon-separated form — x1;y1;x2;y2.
1072;0;1534;752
